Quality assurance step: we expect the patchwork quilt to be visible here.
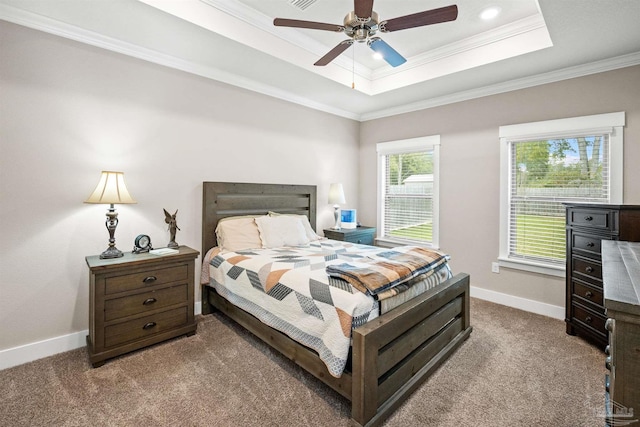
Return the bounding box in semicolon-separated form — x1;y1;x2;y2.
208;240;451;377
208;240;381;377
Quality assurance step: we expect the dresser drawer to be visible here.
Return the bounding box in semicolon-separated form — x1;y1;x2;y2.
104;306;188;348
572;279;604;308
572;232;606;256
568;208;615;231
104;284;188;321
572;256;603;284
572;303;607;337
105;265;188;294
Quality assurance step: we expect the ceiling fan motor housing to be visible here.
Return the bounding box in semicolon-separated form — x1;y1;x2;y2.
344;11;379;41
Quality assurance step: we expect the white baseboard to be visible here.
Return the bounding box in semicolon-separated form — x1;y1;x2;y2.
2;295;558;371
0;329;88;371
471;285;565;320
0;302;204;371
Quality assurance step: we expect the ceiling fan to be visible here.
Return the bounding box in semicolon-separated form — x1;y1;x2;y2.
273;0;458;67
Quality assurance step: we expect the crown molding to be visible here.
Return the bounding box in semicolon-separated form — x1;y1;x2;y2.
2;2;638;123
0;3;360;120
360;51;640;121
372;14;547;80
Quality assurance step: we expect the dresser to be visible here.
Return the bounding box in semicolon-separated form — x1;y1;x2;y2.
324;226;376;246
565;204;640;348
86;246;199;367
602;241;640;425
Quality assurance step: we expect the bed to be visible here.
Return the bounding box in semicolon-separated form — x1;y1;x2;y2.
201;182;472;427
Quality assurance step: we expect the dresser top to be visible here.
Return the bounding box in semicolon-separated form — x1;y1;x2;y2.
603;241;640;316
564;203;640;209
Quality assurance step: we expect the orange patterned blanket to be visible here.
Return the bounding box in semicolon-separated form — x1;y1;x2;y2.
325;246;450;296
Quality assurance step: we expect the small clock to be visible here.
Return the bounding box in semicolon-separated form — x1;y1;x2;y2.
133;234;153;254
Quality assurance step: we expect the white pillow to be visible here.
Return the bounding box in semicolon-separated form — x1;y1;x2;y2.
215;216;264;252
255;215;310;248
268;212;321;241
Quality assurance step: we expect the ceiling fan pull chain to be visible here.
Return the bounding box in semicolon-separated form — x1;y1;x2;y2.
352;43;355;89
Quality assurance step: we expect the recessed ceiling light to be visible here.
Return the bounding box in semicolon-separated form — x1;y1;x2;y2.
480;6;501;20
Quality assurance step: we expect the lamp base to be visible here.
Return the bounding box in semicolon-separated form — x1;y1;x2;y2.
100;246;124;259
332;205;341;230
100;204;123;259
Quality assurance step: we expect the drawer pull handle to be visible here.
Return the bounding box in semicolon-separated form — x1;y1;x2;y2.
143;298;157;305
605;345;610;356
143;276;157;284
587;242;595;247
605;356;611;371
585;266;594;273
584;215;593;221
584;291;593;298
143;322;157;330
585;316;592;324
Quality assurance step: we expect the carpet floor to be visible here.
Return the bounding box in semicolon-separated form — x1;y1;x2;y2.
0;298;606;426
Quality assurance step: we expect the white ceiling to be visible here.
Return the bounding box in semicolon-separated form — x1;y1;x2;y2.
1;0;639;121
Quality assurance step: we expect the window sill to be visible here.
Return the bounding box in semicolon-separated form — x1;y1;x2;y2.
497;257;565;278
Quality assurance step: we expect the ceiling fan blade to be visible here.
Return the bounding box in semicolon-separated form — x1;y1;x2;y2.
314;40;354;66
368;38;406;67
382;5;458;32
274;18;343;32
354;0;374;19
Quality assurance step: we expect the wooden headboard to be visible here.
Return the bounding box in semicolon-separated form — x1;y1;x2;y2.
202;182;317;256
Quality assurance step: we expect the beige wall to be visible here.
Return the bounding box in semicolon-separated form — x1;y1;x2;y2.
359;66;640;308
0;22;360;352
2;19;639;364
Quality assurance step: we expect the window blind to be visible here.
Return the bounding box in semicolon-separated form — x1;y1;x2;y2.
507;135;610;264
382;150;434;243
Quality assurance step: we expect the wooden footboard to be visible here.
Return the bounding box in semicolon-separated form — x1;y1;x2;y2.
351;273;471;426
203;272;472;427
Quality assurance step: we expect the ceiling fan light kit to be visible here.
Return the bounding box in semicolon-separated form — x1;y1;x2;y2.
273;0;458;68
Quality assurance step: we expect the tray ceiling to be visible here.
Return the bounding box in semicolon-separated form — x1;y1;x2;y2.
1;0;639;120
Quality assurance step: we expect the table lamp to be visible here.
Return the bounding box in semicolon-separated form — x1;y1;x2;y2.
85;171;137;259
328;183;346;230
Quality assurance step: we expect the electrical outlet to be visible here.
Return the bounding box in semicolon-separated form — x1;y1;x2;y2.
491;262;500;274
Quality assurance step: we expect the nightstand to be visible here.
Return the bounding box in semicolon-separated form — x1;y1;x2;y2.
324;226;376;246
86;245;199;367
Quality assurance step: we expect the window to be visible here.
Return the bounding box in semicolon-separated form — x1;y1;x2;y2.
377;136;440;248
499;112;625;276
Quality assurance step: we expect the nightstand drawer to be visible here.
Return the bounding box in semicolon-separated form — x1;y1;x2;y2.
105;265;188;294
568;209;614;231
347;233;374;245
324;226;376;246
104;284;189;321
104;306;188;348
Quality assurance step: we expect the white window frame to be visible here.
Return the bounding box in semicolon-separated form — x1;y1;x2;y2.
376;135;440;249
498;112;625;277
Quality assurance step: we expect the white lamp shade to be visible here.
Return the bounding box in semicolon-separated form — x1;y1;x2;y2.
328;183;346;205
85;171;136;204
